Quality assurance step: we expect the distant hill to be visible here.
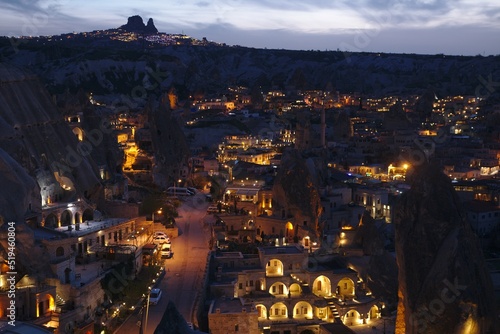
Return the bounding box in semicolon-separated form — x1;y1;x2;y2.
0;17;499;101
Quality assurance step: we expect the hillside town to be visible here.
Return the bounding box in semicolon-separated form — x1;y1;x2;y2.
0;15;499;334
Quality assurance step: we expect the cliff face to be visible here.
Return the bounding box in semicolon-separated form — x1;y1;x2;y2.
272;149;322;235
0;148;40;222
394;163;497;334
353;211;385;256
0;63;102;221
148;95;190;188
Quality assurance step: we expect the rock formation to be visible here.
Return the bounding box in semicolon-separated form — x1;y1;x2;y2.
394;163;497;334
272;149;322;236
148;94;190;189
365;252;398;306
0;63;102;221
0;148;40;222
351;212;398;305
153;300;192;334
353;211;385;256
332;110;353;142
119;15;157;34
146;18;158;34
383;100;412;131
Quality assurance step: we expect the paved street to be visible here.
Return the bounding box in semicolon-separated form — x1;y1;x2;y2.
115;192;211;334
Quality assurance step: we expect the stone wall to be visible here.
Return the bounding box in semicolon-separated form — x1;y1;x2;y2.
208;310;259;334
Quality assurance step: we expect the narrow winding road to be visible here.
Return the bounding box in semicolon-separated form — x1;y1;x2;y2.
116;192;211;334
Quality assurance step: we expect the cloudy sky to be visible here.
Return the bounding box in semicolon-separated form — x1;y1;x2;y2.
1;0;499;55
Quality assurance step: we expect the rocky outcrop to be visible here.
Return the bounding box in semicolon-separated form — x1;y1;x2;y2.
366;252;398;306
146;18;158;34
353;212;386;256
351;212;398;305
0;63;102;220
148;94;190;188
153;300;192;334
272;149;322;236
119;15;157;34
0;148;40;222
394;163;497;334
332;110;353;142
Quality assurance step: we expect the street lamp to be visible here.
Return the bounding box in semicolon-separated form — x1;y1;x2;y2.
153;209;162;222
174;179;182;196
139;287;151;334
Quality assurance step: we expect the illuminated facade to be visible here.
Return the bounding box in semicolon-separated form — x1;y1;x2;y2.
208;246;380;333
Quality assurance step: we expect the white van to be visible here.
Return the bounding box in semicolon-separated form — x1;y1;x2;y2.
166;187;194;196
161;243;172;258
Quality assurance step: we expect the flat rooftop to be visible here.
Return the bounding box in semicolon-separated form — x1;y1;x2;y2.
214;251;244;259
34;218;128;240
210;297;256;314
258;245;305;256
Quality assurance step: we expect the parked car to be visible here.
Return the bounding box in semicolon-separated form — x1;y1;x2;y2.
149;288;162;305
153;231;167;238
166;187;194;196
153;235;170;244
161;243;172;258
207;206;218;214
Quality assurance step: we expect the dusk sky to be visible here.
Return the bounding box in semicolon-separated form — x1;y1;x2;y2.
1;0;500;56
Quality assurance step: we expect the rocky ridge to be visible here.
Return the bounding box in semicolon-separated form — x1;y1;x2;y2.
394;163;497;334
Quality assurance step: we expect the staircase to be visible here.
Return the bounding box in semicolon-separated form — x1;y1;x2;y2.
56;294;66;310
325;296;342;323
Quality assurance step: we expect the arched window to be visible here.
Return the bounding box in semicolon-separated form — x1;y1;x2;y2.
312;275;331;297
293;301;313;319
336;277;356;299
256;304;267;320
266;258;284;277
44;213;58;228
60;210;72;226
269;282;288;296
